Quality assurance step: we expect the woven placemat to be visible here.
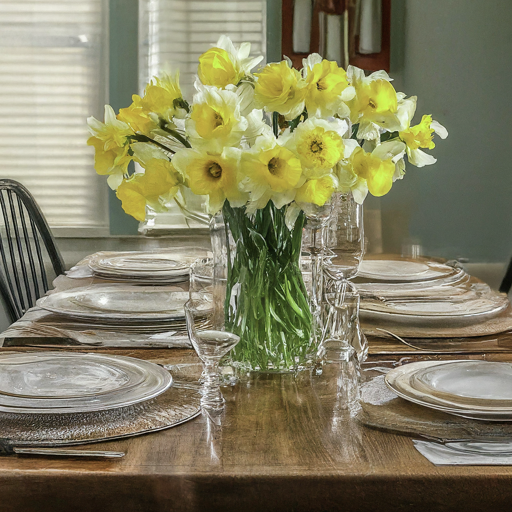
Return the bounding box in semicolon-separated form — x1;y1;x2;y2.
0;380;201;447
357;375;512;441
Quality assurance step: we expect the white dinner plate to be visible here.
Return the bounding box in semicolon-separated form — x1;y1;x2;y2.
360;290;508;327
385;361;512;421
38;286;188;323
0;352;172;414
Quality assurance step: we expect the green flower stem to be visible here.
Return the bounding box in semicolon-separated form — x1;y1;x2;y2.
222;202;313;371
161;127;192;148
130;134;175;154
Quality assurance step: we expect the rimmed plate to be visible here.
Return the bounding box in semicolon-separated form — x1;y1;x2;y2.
355;270;469;298
38;286;188;323
412;361;512;408
0;352;172;414
360;290;508;327
358;259;460;282
88;250;201;282
385;361;512;421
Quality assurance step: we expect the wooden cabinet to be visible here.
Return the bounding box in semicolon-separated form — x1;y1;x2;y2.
281;0;391;71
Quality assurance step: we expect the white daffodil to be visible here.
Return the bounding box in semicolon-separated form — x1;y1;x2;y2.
240;133;304;213
243;109;273;147
186;86;248;153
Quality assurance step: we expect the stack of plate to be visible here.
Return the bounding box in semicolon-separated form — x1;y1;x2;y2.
88;251;201;284
0;352;172;414
355;259;509;328
37;285;189;332
386;360;512;421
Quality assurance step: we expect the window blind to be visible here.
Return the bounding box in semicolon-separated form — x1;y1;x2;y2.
138;0;266;230
0;0;108;229
139;0;266;95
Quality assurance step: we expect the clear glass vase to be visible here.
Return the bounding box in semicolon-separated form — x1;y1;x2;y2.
214;201;313;372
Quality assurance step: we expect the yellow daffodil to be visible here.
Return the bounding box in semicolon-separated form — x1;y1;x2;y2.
282;117;347;175
302;54;355;118
347;66;401;140
117;103;157;136
295;175;337;206
87;136;131;189
399;112;448;167
254;61;307;120
116;159;181;221
87;105;133;188
349;140;406;197
241;134;303;212
186;86;247;152
198;35;263;89
87;105;132;148
172;147;247;214
132;71;185;122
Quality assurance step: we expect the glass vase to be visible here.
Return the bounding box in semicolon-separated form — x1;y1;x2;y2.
214;201;313;372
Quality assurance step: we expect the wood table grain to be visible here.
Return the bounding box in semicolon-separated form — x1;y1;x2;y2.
1;344;512;512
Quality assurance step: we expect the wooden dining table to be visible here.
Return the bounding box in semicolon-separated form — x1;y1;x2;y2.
0;339;512;512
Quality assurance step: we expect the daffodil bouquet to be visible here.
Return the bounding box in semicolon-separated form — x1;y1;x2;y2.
87;36;447;371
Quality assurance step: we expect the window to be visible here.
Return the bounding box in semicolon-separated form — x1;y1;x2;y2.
138;0;267;231
0;0;108;231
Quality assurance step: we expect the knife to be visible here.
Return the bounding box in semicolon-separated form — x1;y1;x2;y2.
0;439;124;458
3;337;101;348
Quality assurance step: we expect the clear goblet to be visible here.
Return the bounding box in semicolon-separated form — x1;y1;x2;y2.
185;296;240;413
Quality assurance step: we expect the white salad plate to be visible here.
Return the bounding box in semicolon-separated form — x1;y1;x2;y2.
385;360;512;421
0;352;172;414
411;361;512;408
38;286;189;323
357;259;460;282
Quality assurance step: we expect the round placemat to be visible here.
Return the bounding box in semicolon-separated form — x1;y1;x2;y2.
357;375;512;441
0;380;201;447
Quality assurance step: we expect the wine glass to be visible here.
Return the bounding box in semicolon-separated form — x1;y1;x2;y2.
184;296;239;413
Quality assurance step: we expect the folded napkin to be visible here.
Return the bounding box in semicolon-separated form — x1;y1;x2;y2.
414;439;512;465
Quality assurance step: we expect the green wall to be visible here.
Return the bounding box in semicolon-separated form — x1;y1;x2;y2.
108;0;139;235
383;0;512;262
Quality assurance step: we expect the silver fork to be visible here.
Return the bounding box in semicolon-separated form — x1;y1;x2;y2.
375;328;497;354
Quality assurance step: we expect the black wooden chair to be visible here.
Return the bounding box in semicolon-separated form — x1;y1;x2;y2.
0;179;65;322
500;258;512;295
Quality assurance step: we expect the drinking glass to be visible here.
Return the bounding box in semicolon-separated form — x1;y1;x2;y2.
299;200;333;347
184;296;240;412
319;281;368;410
323;193;365;285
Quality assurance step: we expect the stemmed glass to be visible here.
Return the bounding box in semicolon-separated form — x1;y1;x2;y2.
184;296;239;414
